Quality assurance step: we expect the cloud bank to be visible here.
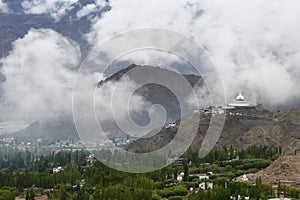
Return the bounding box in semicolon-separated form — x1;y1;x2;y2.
0;28;150;130
87;0;300;110
0;29;80;121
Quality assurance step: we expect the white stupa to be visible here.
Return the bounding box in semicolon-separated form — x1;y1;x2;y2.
228;90;250;107
241;174;249;181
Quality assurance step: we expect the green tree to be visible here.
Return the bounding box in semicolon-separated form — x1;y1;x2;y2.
277;180;281;198
0;189;15;200
29;189;35;200
183;162;189;181
25;190;30;200
59;183;67;200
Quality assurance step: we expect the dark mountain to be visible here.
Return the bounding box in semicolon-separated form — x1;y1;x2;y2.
9;117;79;142
98;64;204;127
97;64;204;138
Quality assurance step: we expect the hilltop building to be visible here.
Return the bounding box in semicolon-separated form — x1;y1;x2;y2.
228;90;250;107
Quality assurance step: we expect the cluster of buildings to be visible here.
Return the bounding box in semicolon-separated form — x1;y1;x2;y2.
0;137;15;143
165;90;255;130
49;141;86;150
176;171;214;192
194;90;253;115
194;90;272;120
0;137;42;153
111;137;136;147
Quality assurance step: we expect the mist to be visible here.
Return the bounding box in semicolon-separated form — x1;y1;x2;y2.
0;29;150;128
0;29;80;122
86;0;300;110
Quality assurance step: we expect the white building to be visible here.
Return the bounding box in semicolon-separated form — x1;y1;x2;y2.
231;195;250;200
177;176;183;181
241;174;249;181
177;172;185;181
166;123;176;128
190;174;210;180
199;182;213;190
228;90;250;107
199;175;210;180
53;166;63;173
211;106;225;114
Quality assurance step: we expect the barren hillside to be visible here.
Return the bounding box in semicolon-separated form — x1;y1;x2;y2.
128;107;300;154
244;155;300;186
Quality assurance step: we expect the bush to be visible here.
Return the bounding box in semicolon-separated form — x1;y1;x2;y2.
169;196;183;200
0;189;16;200
151;194;161;200
158;186;188;198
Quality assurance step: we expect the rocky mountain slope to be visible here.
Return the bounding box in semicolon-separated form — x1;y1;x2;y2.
128;106;300;154
243;154;300;186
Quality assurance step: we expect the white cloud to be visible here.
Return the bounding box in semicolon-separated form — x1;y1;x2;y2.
21;0;79;20
76;1;108;19
0;0;10;13
87;0;194;42
87;0;300;109
76;3;97;19
0;29;81;121
0;28;151;134
195;0;300;108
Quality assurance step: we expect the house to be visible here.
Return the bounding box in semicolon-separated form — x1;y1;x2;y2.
166;123;176;128
177;172;185;181
53;166;63;173
86;154;95;165
177;176;183;181
190;173;210;180
199;174;210;180
230;195;250;200
170;158;184;166
199;182;213;190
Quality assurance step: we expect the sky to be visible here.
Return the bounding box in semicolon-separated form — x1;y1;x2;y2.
1;0;300;124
